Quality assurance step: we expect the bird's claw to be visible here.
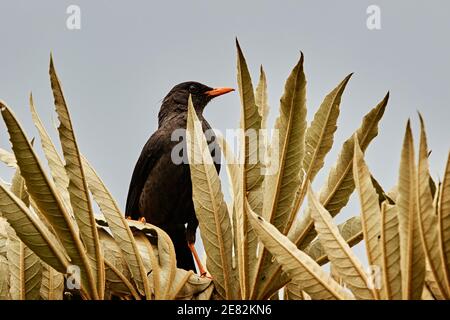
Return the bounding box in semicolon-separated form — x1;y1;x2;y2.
200;272;212;279
138;217;146;224
125;216;146;224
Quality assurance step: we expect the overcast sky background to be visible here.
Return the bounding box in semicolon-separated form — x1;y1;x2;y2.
1;0;449;266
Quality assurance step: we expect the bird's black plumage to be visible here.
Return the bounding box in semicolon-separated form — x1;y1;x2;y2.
125;81;231;271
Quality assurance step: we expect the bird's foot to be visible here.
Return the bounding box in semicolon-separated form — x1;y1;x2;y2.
200;272;212;279
138;216;146;224
125;216;146;224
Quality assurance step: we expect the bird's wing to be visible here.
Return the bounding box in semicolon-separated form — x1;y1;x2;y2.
125;131;165;219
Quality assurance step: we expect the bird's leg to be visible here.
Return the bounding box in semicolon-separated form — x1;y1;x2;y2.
186;222;210;278
187;242;208;277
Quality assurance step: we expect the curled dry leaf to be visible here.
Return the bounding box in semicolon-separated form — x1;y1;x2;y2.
82;158;151;298
169;269;213;300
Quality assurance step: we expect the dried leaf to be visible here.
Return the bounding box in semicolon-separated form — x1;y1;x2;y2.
255;94;389;299
397;121;425;300
288;93;389;252
0;148;17;168
353;137;381;274
304;216;363;265
264;53;307;233
7;228;42;300
379;202;402;300
82;158;151;298
40;262;64;300
236;40;261;298
0;181;69;273
247;204;352;300
416;115;448;298
289;74;352;230
29;94;73;220
170;269;212;300
0;101;95;299
255;65;269;129
308;184;376;299
0;255;10;300
253;54;308;299
187;96;234;299
438;152;450;295
49;56;104;298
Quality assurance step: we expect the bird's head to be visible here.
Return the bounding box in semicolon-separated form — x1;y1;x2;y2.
159;81;234;124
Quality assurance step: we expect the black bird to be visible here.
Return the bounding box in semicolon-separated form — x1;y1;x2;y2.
125;81;234;274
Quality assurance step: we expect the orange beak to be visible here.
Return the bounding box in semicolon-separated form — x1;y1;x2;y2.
205;87;235;97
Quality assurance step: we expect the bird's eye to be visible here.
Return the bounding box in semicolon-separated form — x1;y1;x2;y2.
189;84;198;93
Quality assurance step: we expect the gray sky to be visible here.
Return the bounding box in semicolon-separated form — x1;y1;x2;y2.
1;1;449;264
